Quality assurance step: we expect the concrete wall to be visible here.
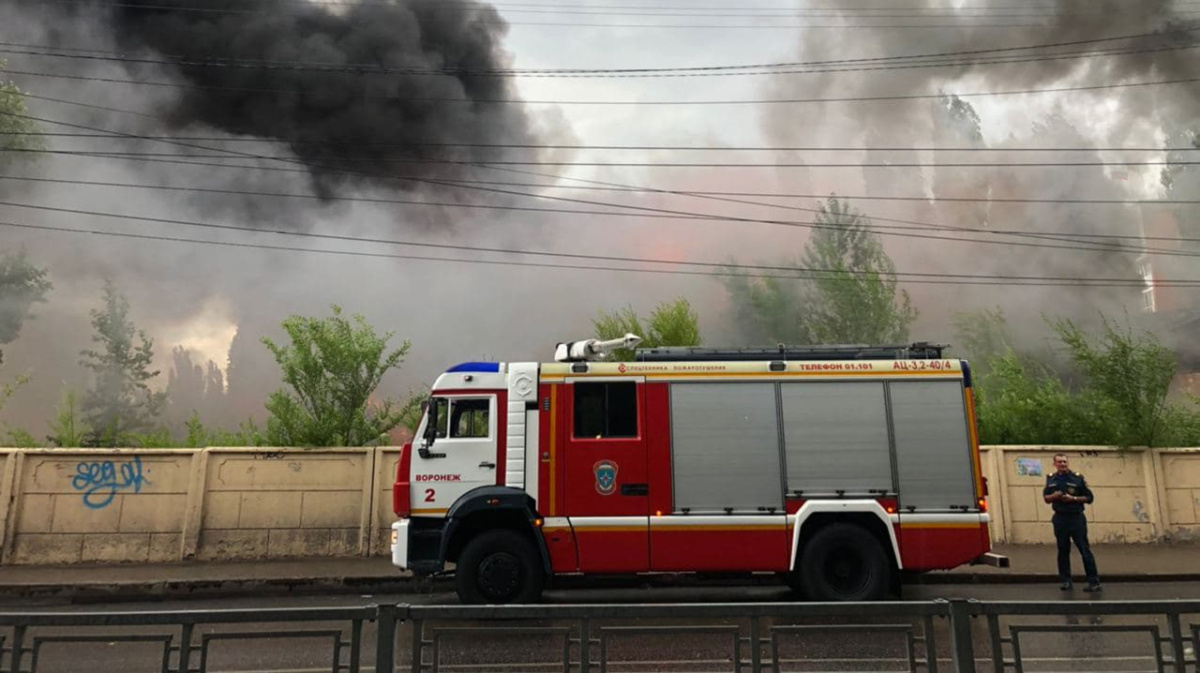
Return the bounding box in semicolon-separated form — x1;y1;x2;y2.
196;448;375;561
1;449;194;564
979;446;1200;544
0;445;1195;565
0;447;389;565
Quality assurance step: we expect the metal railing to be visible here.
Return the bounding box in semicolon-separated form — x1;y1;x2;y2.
0;606;376;673
0;599;1195;673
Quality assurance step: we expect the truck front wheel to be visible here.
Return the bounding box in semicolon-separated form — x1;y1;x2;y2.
455;529;546;604
797;523;891;601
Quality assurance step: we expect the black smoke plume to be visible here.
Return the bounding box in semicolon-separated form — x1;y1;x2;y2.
103;0;543;197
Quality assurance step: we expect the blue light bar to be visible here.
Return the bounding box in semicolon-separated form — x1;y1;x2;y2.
446;362;501;373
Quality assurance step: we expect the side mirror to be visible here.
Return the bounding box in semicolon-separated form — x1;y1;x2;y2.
418;399;445;459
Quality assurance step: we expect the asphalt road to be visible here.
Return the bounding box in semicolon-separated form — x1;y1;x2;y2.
3;581;1198;673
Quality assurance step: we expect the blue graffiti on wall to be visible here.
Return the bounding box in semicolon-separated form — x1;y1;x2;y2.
71;456;151;509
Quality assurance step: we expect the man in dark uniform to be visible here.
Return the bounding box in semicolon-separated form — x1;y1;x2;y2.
1043;453;1101;592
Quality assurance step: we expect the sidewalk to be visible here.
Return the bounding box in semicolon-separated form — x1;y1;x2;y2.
925;543;1200;583
0;544;1195;600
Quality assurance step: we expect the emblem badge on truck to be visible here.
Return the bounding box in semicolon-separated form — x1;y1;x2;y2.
594;460;618;495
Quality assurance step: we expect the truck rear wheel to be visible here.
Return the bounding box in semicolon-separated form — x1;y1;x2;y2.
797;523;891;601
455;529;545;604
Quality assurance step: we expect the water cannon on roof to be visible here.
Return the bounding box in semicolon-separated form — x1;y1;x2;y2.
554;333;642;362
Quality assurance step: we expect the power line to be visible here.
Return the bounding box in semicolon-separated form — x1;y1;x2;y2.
443;148;1200;255
8;172;1199;242
4;108;1186;259
17;0;1200;36
56;4;1196;17
7;172;1196;212
3;199;1173;282
0;0;1052;27
4;131;1197;152
4;156;1197;259
0;17;1048;30
3;27;1196;76
5;43;1197;79
0;137;1181;262
0;220;1167;287
141;0;1200;8
5;147;1195;168
21;0;1200;18
11;90;1193;261
22;0;1200;12
1;213;1191;288
11;66;1200;105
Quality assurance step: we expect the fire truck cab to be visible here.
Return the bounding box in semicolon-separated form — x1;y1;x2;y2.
391;339;1003;604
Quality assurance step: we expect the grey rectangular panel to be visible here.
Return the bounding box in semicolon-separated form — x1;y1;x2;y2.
890;380;975;510
671;383;783;512
781;382;892;494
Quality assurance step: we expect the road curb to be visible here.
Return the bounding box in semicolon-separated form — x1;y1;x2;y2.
1;571;1196;602
909;572;1200;585
0;576;451;603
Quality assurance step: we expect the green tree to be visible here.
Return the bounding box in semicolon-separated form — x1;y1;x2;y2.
937;94;984;145
398;390;431;434
951;306;1013;377
263;305;411;446
1161;125;1200;254
593;297;702;361
0;371;29;414
47;389;89;447
80;281;165;444
1;63;44;164
0;249;52;359
1;64;50;393
1161;126;1197;195
724;198;915;345
1052;316;1177;448
721;273;812;344
798;197;917;343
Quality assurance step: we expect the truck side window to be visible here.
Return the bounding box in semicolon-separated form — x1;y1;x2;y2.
450;399;491;439
574;382;638;439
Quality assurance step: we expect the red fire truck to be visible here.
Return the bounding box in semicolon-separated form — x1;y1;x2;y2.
391;338;1005;604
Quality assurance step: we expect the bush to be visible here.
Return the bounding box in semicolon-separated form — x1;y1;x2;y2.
1052;316;1177;448
182;413;264;447
964;310;1200;447
975;351;1118;445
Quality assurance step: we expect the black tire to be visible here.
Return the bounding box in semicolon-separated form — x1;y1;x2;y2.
778;571;805;596
455;529;545;605
797;523;891;601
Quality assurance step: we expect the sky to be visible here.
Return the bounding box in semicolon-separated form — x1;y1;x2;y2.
0;0;1195;435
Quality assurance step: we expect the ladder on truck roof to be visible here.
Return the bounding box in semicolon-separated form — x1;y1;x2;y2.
634;342;948;362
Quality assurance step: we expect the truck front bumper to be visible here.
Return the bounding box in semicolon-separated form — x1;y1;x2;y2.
390;518;447;574
391;520;410;569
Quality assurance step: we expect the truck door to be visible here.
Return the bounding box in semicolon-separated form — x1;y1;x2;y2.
889;379;986;569
411;394;501;516
563;377;650;573
651;381;789;572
